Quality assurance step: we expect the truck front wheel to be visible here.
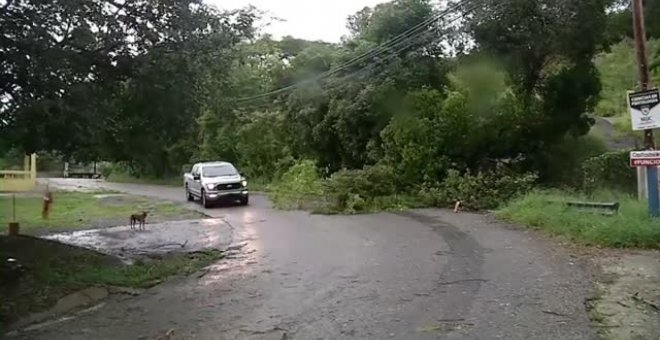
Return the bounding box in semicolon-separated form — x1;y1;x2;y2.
201;190;212;208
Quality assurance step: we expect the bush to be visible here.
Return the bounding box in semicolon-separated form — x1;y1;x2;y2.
98;162;119;178
268;160;324;209
539;133;608;188
583;151;635;194
322;164;399;212
422;165;538;210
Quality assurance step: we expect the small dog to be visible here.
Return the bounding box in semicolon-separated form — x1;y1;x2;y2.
130;211;148;230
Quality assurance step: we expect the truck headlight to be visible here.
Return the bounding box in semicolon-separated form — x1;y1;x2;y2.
206;184;215;190
241;180;248;187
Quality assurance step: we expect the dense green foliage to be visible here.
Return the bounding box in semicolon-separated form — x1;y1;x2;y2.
2;0;643;210
595;39;660;118
583;151;637;194
421;167;538;211
1;0;257;176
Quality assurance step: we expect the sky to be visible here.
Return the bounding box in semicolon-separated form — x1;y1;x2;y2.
209;0;391;43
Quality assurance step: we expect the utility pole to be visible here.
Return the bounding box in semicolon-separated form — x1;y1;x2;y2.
632;0;659;216
633;0;655;148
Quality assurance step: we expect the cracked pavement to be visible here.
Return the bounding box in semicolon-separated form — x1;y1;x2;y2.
11;179;599;339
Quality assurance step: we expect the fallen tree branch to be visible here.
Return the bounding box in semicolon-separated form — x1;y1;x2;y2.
632;292;660;311
542;310;570;317
437;279;488;286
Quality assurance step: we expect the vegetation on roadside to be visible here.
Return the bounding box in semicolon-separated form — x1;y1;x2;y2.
0;235;222;325
1;0;625;183
499;191;660;249
595;39;660;118
2;0;660;246
269;159;537;214
0;192;201;234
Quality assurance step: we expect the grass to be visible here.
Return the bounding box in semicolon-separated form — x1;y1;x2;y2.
1;235;222;326
498;190;660;249
0;192;200;234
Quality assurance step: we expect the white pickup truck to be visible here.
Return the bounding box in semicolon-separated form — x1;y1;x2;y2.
183;161;248;208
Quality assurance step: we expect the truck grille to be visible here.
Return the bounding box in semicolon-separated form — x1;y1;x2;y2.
215;182;242;191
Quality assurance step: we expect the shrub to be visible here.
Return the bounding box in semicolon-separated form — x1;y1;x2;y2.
583;151;635;194
422;165;538;210
98;162;115;179
539;133;607;188
268;160;323;209
322;165;398;212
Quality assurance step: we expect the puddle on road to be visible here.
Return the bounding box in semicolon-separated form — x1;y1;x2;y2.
43;219;233;263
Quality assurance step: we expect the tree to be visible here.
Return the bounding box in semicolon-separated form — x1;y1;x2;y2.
604;0;660;45
1;0;256;175
463;0;607;147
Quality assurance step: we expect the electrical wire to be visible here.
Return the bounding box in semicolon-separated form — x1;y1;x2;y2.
234;3;481;111
233;0;479;104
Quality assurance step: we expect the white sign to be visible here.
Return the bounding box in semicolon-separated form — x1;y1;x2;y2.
629;89;660;131
630;151;660;167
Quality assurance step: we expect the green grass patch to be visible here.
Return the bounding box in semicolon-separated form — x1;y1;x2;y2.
0;192;199;234
1;235;222;326
498;190;660;249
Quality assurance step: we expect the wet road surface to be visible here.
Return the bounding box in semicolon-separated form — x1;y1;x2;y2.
16;179;599;339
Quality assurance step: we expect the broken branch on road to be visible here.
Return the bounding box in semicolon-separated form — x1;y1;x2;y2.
437;278;488;286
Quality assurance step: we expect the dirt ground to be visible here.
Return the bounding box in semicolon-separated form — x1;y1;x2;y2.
591;250;660;340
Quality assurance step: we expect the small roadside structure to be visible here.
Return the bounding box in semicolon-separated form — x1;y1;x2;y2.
0;154;37;192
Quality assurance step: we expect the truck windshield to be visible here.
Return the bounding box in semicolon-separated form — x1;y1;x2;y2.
202;165;238;178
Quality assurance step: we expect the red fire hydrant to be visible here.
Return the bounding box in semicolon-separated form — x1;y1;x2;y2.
42;191;53;220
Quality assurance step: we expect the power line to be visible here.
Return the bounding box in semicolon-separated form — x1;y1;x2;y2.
314;0;474;79
234;0;478;104
235;2;482;110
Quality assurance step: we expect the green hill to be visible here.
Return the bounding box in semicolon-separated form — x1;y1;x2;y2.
592;39;660;145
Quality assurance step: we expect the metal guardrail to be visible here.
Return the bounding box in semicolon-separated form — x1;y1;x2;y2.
565;201;620;215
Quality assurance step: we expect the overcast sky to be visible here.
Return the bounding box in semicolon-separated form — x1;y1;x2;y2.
209;0;390;43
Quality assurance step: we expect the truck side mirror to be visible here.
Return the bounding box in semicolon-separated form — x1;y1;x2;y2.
193;174;201;181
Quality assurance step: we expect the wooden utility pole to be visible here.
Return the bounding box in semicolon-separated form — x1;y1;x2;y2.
632;0;659;216
632;0;655;149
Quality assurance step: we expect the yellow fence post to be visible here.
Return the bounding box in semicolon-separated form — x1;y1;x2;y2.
30;153;37;181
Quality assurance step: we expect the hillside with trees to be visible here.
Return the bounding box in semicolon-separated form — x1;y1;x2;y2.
0;0;649;211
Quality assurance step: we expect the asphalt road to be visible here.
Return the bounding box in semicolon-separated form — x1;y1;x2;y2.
17;179;599;340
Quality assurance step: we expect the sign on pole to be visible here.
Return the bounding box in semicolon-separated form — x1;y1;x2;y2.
630;151;660;167
631;150;660;217
628;88;660;131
